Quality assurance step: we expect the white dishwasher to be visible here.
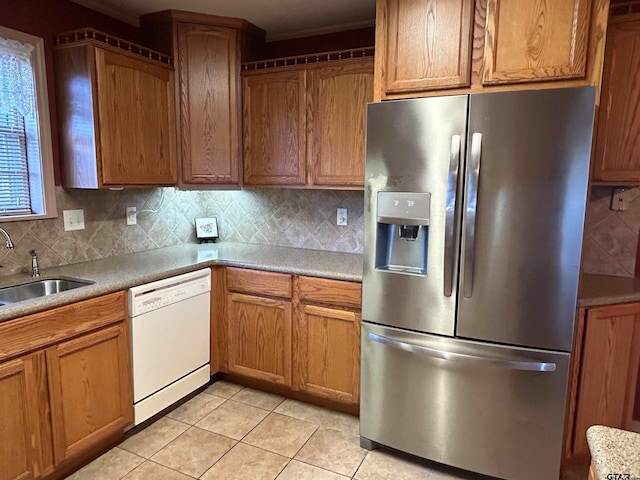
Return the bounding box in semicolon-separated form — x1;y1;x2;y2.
129;268;211;425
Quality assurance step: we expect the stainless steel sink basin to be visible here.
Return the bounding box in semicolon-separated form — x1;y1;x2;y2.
0;277;94;304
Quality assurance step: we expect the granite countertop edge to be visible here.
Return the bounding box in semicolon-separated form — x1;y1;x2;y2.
0;242;364;322
578;273;640;307
587;425;640;479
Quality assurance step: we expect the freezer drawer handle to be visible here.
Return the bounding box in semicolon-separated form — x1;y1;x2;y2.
463;133;482;298
368;333;556;372
444;135;461;297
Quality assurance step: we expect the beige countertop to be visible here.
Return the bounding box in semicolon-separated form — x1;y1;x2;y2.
578;274;640;307
587;425;640;479
0;242;364;322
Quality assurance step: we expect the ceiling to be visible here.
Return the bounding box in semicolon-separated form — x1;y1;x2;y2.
71;0;376;41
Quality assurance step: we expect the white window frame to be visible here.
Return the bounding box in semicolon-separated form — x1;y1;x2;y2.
0;26;56;222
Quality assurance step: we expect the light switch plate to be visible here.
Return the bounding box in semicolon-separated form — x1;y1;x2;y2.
337;208;348;226
611;187;631;211
126;207;137;226
63;209;85;231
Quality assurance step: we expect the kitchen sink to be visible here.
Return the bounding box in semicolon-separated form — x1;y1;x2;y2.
0;278;94;305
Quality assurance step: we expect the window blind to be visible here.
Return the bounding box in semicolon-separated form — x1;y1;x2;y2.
0;109;31;215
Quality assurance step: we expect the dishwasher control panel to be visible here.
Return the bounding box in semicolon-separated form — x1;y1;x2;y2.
129;268;211;317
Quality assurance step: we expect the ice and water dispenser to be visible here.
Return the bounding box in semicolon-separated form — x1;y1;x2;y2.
375;192;430;276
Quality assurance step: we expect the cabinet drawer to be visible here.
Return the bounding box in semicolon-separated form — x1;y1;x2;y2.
226;268;292;298
297;276;361;309
0;292;127;362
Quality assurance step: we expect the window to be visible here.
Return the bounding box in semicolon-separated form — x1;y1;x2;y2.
0;26;56;221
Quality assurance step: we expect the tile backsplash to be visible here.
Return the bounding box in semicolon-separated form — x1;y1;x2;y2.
0;187;365;277
582;186;640;277
4;185;633;278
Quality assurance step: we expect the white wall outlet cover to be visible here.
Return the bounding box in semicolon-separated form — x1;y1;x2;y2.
63;209;85;231
126;206;137;226
337;208;348;226
610;187;631;211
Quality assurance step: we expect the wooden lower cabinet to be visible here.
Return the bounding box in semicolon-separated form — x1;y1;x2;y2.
0;355;42;480
0;292;132;480
221;268;362;407
564;302;640;465
47;324;133;464
227;292;292;386
294;276;362;406
295;304;360;404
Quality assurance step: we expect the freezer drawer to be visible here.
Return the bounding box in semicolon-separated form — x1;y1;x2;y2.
360;323;570;480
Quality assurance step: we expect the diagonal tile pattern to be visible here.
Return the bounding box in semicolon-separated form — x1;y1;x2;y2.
0;187;365;277
67;380;592;480
582;186;640;277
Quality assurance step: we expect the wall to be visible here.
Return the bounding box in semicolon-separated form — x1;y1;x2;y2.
1;0;141;184
0;187;365;277
582;186;640;277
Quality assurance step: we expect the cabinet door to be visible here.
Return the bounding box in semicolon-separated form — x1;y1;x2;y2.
482;0;590;85
227;293;292;385
0;356;40;480
592;20;640;183
571;303;640;456
376;0;474;95
178;23;241;185
95;48;177;185
307;59;373;187
47;324;134;464
242;70;307;185
295;305;360;404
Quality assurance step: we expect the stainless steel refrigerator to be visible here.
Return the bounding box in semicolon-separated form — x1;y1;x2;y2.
360;87;595;480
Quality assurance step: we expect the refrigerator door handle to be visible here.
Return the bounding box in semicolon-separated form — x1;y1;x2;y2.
368;332;557;372
463;132;482;298
444;135;461;297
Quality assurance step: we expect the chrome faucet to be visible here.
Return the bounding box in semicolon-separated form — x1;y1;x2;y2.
0;227;13;250
29;249;40;277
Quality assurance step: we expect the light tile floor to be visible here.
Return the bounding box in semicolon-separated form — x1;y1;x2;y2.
66;380;588;480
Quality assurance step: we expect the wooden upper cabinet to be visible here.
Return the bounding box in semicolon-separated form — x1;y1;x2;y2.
54;33;177;188
177;23;241;185
243;70;307;186
376;0;474;94
482;0;591;85
242;56;373;188
375;0;607;99
95;49;177;185
308;58;374;187
592;19;640;184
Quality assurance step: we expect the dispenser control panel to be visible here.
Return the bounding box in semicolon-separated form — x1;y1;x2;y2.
377;192;431;224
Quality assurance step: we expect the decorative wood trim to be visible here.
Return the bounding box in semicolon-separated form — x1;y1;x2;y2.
242;47;374;72
54;28;172;66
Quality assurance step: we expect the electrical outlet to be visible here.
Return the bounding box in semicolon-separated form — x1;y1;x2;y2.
337;208;348;226
610;187;631;211
63;209;85;231
126;206;137;226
